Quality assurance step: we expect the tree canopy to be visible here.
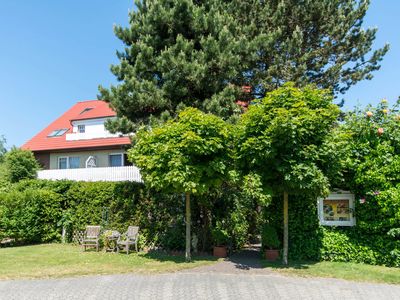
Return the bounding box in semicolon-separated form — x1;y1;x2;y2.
130;107;231;194
237;83;340;196
339;98;400;193
4;148;40;183
99;0;387;132
0;135;6;163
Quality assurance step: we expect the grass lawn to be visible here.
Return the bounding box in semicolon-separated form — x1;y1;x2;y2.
0;244;218;280
262;260;400;284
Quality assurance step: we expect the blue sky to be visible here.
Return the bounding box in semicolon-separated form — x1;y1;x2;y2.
0;1;399;148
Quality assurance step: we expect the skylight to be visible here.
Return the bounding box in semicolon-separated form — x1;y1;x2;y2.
48;129;68;137
79;107;94;115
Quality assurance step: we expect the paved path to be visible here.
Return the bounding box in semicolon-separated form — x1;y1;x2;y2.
1;249;399;300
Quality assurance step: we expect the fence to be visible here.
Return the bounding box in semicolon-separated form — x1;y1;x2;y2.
37;166;142;183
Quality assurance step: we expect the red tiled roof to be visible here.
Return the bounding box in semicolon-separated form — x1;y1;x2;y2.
22;100;131;152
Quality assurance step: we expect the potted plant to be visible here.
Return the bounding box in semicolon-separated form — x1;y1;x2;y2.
261;223;281;261
211;222;229;258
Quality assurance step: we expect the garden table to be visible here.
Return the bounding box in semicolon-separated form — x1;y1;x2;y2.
104;230;120;253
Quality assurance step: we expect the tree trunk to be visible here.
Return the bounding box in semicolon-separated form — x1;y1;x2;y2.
185;192;191;262
62;226;66;244
283;191;289;265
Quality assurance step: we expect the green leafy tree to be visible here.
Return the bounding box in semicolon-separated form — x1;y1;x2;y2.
99;0;387;132
337;99;400;238
129;107;231;260
0;135;6;163
4;148;40;183
339;99;400;193
237;83;340;264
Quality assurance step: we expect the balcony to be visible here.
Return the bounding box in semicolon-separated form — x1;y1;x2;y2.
37;166;142;183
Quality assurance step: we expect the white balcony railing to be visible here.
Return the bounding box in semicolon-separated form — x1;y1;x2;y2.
37;166;142;183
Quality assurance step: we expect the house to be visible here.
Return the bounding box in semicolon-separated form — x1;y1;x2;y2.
22;100;141;182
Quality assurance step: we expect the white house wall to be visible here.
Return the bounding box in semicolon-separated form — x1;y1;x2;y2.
49;149;126;169
66;117;122;141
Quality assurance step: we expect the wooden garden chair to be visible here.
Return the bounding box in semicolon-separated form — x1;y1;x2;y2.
82;225;101;252
117;226;139;254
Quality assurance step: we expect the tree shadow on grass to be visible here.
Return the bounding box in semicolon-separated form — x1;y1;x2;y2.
142;250;219;264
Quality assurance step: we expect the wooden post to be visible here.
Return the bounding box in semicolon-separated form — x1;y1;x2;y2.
283;191;288;265
185;192;191;262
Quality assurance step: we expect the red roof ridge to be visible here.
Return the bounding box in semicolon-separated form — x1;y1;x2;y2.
76;99;104;103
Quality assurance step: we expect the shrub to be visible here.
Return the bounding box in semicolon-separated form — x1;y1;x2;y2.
3;148;40;183
211;221;229;246
261;223;280;250
0;188;62;243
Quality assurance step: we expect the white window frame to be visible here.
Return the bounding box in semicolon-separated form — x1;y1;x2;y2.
58;157;68;169
77;124;85;133
317;192;356;227
58;156;81;169
108;153;124;167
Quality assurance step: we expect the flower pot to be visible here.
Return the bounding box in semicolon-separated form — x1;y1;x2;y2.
265;249;279;261
213;246;228;258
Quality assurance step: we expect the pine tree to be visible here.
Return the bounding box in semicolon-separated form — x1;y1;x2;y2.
99;0;388;132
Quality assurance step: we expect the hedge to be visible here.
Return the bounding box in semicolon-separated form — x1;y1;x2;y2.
265;192;400;267
0;188;62;243
0;179;252;252
1;179;398;266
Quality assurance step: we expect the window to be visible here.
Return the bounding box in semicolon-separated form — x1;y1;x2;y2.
317;192;356;226
69;157;80;169
58;157;81;169
48;129;68;137
77;125;85;133
109;154;123;167
79;107;93;115
58;157;68;169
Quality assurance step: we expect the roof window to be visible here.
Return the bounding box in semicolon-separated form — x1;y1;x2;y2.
79;107;94;115
48;129;68;137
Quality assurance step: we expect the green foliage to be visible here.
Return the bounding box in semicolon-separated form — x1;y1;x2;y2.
261;100;400;266
0;135;6;163
0;188;62;243
160;220;186;250
0;164;11;193
237;83;340;196
265;194;323;261
100;0;387;132
261;223;281;250
339;99;400;193
0;180;181;248
265;193;400;267
321;228;400;267
130;107;231;195
211;221;229;246
3;148;40;183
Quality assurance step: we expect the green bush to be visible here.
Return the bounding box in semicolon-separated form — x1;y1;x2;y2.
261;223;280;250
0;188;62;243
211;221;229;246
264;191;400;267
3;148;40;183
0;180;200;250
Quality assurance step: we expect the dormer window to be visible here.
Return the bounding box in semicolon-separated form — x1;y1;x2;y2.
48;129;68;137
78;125;85;133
